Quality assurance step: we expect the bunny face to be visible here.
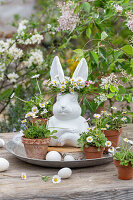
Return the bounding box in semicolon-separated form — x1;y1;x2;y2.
53;93;81;120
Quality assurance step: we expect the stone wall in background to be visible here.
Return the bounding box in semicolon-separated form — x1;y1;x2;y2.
0;0;36;36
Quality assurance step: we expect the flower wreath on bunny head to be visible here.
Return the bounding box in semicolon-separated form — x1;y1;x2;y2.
43;56;94;96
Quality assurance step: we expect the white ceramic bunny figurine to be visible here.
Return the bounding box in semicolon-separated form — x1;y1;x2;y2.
47;56;89;147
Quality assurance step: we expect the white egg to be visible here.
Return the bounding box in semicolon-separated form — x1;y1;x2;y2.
46;151;62;161
0;139;5;147
0;158;9;172
58;167;72;179
64;155;75;161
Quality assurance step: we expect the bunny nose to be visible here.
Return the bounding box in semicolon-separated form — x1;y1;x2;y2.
61;105;65;110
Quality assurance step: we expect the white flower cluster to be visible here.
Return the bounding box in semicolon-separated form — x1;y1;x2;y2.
94;93;107;105
7;72;19;83
0;63;6;72
17;19;29;35
114;5;123;13
0;39;15;54
24;49;43;67
57;1;79;31
8;44;23;60
24;101;49;119
17;20;43;45
43;76;94;94
126;14;133;32
100;73;120;90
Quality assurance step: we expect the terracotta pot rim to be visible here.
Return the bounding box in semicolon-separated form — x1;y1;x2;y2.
113;159;132;168
22;136;50;145
84;146;105;152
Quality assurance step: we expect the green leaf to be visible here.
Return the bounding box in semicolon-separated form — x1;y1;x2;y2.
116;94;123;101
90;51;98;64
107;93;114;98
86;27;91;39
82;2;91;13
0;88;13;101
101;31;108;41
121;45;133;55
73;49;84;57
118;86;126;94
41;176;51;182
110;85;116;93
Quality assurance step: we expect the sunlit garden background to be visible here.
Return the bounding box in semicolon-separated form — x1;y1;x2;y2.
0;0;133;133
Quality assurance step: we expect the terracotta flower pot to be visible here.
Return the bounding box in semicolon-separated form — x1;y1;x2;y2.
22;136;50;160
30;118;47;127
83;146;105;159
103;128;122;152
114;160;133;180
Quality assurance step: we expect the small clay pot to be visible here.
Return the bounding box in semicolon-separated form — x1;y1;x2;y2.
30;118;47;128
83;146;105;159
22;136;50;160
103;128;122;153
114;161;133;180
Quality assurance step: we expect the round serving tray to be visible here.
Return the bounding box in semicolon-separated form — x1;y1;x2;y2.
6;141;113;168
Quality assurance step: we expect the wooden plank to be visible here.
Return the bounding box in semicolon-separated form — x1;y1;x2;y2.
0;125;133;200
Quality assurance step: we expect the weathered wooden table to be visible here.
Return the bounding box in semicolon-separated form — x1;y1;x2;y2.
0;125;133;200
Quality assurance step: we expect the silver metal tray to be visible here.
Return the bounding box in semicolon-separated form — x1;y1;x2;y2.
6;141;113;168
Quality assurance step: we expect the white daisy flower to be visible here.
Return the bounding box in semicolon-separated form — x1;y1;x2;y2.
70;78;75;83
105;141;112;147
45;101;49;105
111;106;117;110
21;119;27;124
101;110;107;114
101;128;107;130
25;112;32;118
69;87;74;94
19;130;24;134
107;113;112;116
21;172;27;180
123;138;129;143
121;117;127;121
73;82;77;87
86;136;93;143
52;175;61;184
41;109;48;114
39;103;45;108
30;112;37;118
113;117;118;120
32;106;39;114
108;147;115;154
93;114;101;119
60;84;66;89
106;124;110;128
43;80;48;86
31;74;40;79
122;111;126;114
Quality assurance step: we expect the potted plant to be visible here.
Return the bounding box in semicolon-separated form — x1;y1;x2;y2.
21;120;57;159
78;127;111;159
24;94;53;127
109;138;133;180
93;108;128;150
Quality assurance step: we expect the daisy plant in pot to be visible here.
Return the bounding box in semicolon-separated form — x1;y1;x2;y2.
93;107;128;150
109;138;133;180
21;120;57;160
78;127;111;159
24;94;53;127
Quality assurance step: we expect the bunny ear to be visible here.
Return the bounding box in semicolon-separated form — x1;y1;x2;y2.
50;56;64;83
72;58;88;81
